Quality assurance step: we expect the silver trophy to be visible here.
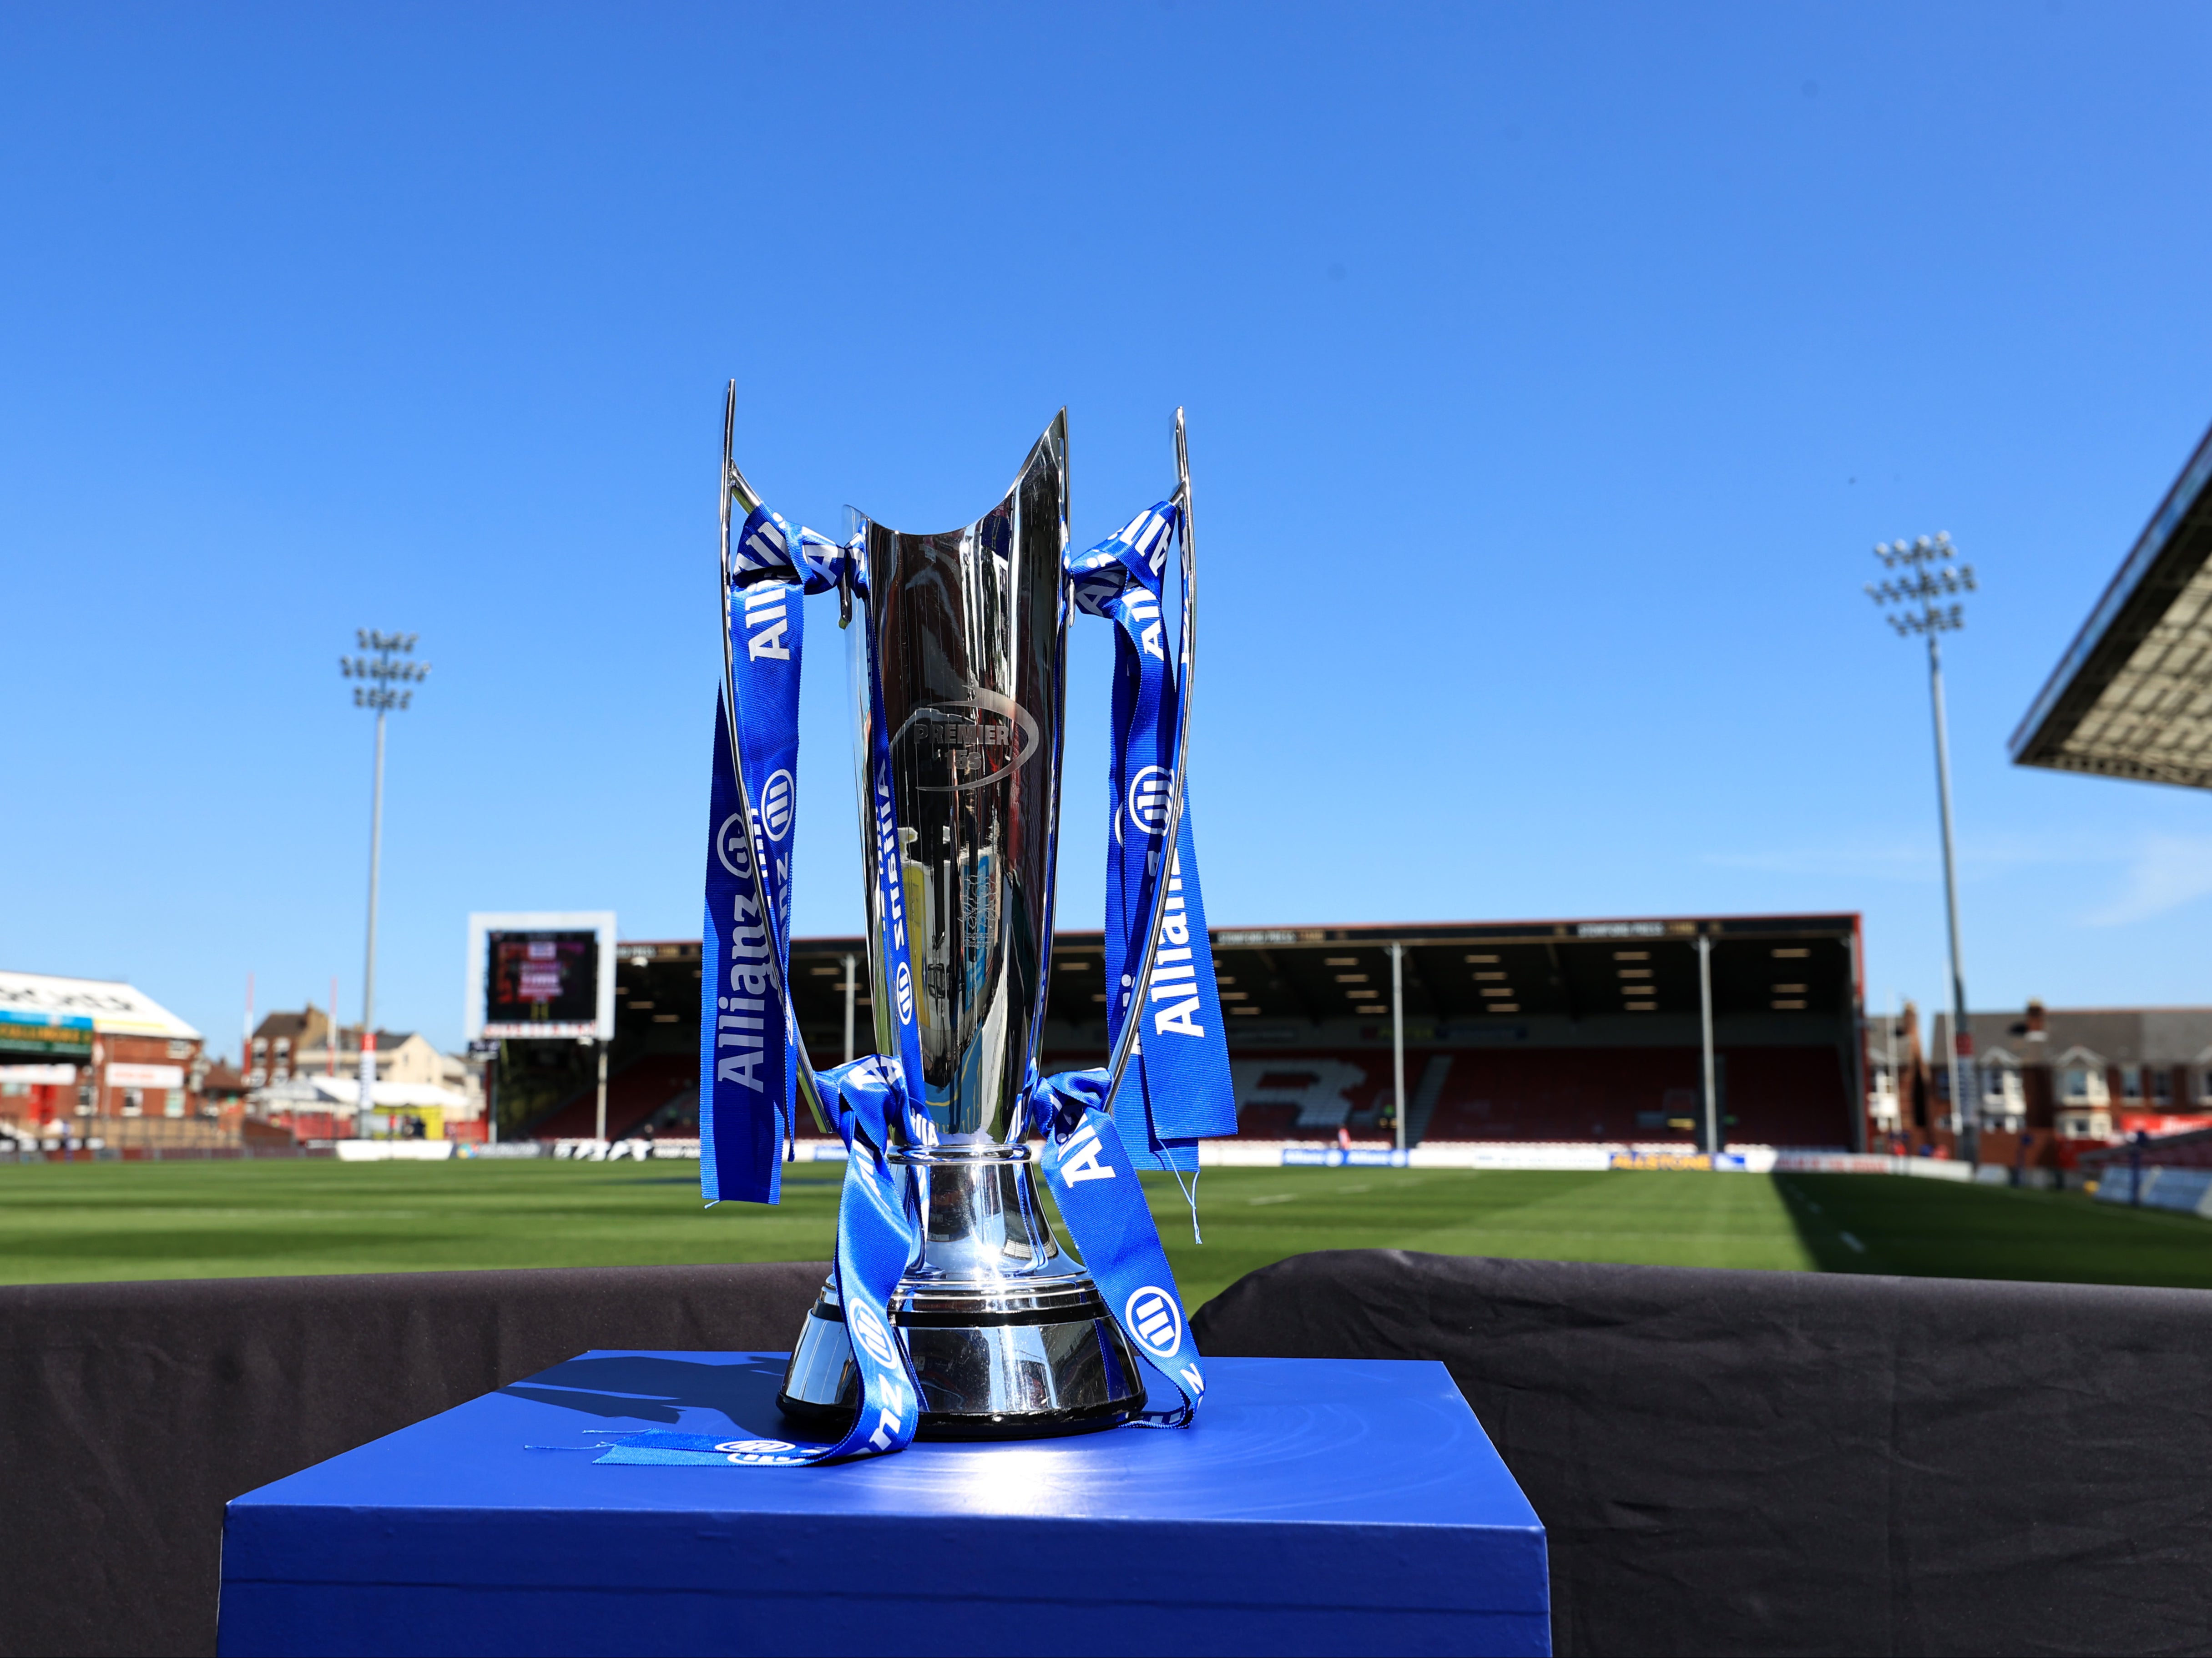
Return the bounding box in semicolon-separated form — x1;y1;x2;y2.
747;411;1197;1439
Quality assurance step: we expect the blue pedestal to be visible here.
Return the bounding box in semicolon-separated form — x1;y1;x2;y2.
219;1352;1548;1657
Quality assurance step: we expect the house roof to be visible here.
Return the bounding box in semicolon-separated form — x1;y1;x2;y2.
252;1009;328;1044
1935;1007;2212;1068
277;1025;424;1052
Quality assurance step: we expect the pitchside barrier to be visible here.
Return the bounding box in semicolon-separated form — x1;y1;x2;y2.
5;1253;2205;1658
537;1137;1996;1174
5;1136;2057;1193
0;1144;333;1164
2095;1164;2212;1217
514;1138;2030;1186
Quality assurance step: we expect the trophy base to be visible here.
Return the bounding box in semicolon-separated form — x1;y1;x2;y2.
777;1277;1147;1441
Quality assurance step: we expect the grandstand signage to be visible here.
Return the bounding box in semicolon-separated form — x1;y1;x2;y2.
1610;1149;1753;1171
0;1008;93;1062
464;912;616;1042
0;970;200;1041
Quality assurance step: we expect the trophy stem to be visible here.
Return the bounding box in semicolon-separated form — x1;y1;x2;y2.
778;1145;1146;1439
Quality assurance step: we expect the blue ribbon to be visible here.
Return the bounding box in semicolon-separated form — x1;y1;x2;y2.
1070;503;1238;1171
690;494;1233;1462
699;562;803;1205
614;1057;920;1466
1028;1069;1205;1424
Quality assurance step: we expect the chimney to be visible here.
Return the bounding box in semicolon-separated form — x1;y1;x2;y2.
2026;999;2047;1041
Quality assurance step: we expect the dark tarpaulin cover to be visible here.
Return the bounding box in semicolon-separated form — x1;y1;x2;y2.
1191;1249;2212;1658
10;1249;2212;1657
0;1260;828;1658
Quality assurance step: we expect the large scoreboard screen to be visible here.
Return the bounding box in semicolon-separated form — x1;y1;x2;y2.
486;930;599;1031
465;912;616;1041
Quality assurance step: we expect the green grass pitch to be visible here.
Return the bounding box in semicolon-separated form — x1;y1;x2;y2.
5;1159;2212;1306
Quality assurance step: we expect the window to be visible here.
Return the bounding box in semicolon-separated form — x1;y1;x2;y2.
2122;1066;2143;1100
2155;1069;2174;1104
2061;1067;2107;1104
1983;1068;2025;1126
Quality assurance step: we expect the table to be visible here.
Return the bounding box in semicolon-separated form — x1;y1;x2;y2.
219;1351;1548;1656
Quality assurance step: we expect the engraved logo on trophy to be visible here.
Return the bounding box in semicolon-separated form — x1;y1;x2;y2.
890;691;1041;794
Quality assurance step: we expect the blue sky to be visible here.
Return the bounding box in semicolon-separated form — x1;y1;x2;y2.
7;3;2212;1059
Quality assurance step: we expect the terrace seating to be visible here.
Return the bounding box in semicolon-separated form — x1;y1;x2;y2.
1222;1044;1855;1146
528;1053;697;1141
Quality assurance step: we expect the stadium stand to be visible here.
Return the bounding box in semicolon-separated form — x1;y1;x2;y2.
525;1052;696;1142
589;911;1866;1148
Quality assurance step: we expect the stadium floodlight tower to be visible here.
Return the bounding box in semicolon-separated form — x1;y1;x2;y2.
340;631;431;1133
1865;534;1978;1161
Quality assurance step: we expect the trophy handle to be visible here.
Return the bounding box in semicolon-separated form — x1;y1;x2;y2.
719;381;835;1139
1099;406;1200;1116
